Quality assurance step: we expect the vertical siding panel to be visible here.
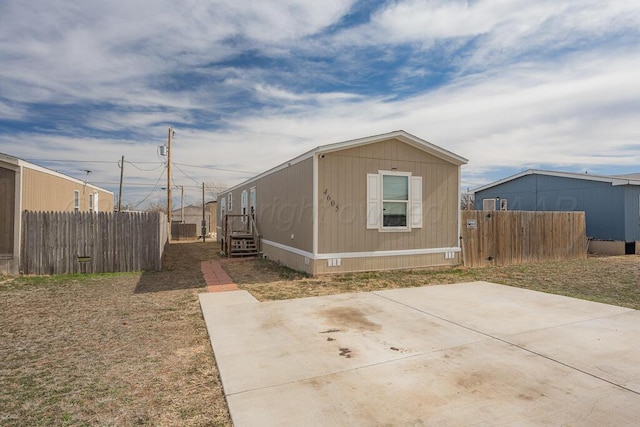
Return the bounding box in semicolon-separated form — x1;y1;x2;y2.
318;138;459;255
21;168;114;213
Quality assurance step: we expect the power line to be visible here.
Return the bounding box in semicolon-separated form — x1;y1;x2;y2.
172;162;201;186
173;162;258;174
26;159;119;164
125;160;164;171
133;169;166;208
24;158;255;173
92;181;202;187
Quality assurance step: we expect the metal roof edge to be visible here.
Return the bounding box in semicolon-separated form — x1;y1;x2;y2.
220;131;467;195
0;152;113;195
472;169;640;193
313;130;468;165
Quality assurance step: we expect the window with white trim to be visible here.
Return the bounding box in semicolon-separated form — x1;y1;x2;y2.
367;171;422;231
74;190;80;213
220;197;226;218
483;198;496;211
227;193;233;211
89;193;94;213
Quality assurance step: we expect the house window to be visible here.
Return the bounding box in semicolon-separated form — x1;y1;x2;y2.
499;199;508;211
88;193;94;212
74;190;80;213
227;193;233;211
382;174;409;227
367;171;422;231
483;198;496;211
220;197;226;218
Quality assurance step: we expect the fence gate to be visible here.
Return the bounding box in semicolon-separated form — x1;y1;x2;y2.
461;210;587;268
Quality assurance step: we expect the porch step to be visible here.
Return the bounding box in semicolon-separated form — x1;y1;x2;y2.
229;235;259;258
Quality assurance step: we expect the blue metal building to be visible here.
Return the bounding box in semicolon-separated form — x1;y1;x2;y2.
473;170;640;253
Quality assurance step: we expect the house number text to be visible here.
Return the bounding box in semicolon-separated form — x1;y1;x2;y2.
323;189;340;212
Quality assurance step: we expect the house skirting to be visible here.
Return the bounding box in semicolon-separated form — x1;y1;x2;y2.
588;240;640;256
261;240;460;275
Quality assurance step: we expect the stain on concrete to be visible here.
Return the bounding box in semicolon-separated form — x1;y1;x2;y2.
339;347;353;358
319;307;381;332
456;371;486;390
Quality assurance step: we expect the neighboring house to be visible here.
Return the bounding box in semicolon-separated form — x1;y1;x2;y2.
0;153;114;274
217;130;467;275
171;201;217;237
473;169;640;255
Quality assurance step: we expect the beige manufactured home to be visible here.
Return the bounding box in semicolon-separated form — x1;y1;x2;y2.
217;131;467;275
0;153;114;274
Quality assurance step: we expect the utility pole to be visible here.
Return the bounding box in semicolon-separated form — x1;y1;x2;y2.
118;155;124;212
181;185;185;224
166;127;173;240
201;182;206;242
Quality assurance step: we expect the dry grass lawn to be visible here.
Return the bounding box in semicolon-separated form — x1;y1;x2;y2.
225;255;640;310
0;241;230;427
2;242;638;427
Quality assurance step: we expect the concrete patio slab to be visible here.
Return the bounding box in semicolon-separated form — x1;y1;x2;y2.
507;309;640;393
228;339;639;426
201;291;487;394
199;281;640;426
199;290;258;308
375;281;632;336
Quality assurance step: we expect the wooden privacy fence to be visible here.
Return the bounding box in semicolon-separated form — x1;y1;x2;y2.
171;223;197;241
21;211;168;275
461;210;587;268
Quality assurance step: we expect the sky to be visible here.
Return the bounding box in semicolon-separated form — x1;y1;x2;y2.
1;0;639;209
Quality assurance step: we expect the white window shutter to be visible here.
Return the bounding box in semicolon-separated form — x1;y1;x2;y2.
366;173;380;229
411;176;423;228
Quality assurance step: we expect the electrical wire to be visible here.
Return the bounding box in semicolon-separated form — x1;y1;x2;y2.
173;162;258;174
24;158;255;174
172;162;201;186
26;159;118;164
132;169;166;208
125;160;164;172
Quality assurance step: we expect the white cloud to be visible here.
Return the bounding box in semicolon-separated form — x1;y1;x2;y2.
0;0;355;108
342;0;640;66
1;0;639;206
222;47;640;186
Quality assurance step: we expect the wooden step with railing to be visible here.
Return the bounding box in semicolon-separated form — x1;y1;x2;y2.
222;214;261;258
229;234;258;257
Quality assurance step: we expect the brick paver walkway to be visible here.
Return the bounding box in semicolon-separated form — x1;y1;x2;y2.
201;259;239;292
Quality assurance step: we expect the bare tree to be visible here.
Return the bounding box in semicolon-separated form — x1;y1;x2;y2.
460;192;475;210
204;181;228;202
146;201;167;213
